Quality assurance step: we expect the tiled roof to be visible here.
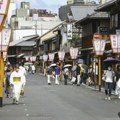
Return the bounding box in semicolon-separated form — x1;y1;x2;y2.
96;0;117;11
71;5;97;21
10;35;39;46
76;12;109;24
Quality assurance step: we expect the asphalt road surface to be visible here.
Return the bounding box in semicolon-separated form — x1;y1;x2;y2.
0;73;120;120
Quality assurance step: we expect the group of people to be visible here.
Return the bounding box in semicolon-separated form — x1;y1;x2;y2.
47;63;88;86
46;62;120;100
5;63;26;104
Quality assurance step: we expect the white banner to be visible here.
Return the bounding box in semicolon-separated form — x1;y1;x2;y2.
0;28;11;51
0;0;9;14
58;51;65;61
110;35;120;53
48;53;54;61
43;55;48;62
93;40;106;55
70;47;78;59
67;24;72;40
2;29;11;45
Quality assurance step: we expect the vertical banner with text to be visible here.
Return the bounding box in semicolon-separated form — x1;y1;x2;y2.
67;24;72;40
110;34;120;53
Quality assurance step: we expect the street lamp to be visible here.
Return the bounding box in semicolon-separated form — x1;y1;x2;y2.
93;33;106;91
48;53;55;63
58;51;65;80
70;47;78;66
110;34;120;59
0;28;11;107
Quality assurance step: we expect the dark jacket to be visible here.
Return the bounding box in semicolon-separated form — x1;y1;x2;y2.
76;65;81;75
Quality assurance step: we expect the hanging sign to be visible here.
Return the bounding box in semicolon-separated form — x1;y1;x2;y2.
67;24;72;40
58;51;65;61
48;53;54;61
110;34;120;53
93;39;106;55
70;47;78;59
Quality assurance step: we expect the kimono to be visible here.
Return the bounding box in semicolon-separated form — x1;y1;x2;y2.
10;70;24;103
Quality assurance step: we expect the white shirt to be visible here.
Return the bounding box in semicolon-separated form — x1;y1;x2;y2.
105;70;114;83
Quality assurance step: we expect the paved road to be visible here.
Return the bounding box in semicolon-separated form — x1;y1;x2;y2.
0;73;120;120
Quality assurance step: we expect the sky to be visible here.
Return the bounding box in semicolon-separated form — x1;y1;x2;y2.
15;0;67;14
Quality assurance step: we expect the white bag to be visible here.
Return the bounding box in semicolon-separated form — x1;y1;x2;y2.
102;76;106;81
71;77;76;83
117;79;120;88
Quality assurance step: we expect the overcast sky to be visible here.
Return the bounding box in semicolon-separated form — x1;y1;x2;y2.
15;0;67;13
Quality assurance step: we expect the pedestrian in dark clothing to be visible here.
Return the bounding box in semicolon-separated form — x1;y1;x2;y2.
47;67;53;85
55;64;61;85
76;64;81;86
63;67;69;85
5;64;13;98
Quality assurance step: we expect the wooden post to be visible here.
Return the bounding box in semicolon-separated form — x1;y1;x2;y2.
98;56;101;92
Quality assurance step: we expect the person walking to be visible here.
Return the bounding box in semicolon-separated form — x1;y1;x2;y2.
115;65;120;99
103;66;114;100
31;64;35;74
76;63;81;86
5;64;13;98
10;64;25;104
47;66;53;85
63;67;69;85
55;64;61;85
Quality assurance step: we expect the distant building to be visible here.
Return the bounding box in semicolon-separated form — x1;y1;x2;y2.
10;1;62;41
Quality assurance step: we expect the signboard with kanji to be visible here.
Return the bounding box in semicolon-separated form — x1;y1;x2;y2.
70;47;78;59
0;0;10;14
48;53;54;62
58;51;65;61
0;28;12;52
0;0;10;31
110;34;120;53
93;40;106;56
67;24;72;40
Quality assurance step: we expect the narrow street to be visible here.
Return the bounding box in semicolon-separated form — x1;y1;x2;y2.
0;73;120;120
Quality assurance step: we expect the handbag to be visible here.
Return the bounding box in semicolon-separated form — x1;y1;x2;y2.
102;75;106;81
71;77;76;83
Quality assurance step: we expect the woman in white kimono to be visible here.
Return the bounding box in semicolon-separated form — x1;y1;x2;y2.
10;64;25;104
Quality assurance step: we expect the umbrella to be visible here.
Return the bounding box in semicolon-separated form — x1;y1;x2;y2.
103;57;118;68
50;63;57;67
64;64;72;68
103;57;118;63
